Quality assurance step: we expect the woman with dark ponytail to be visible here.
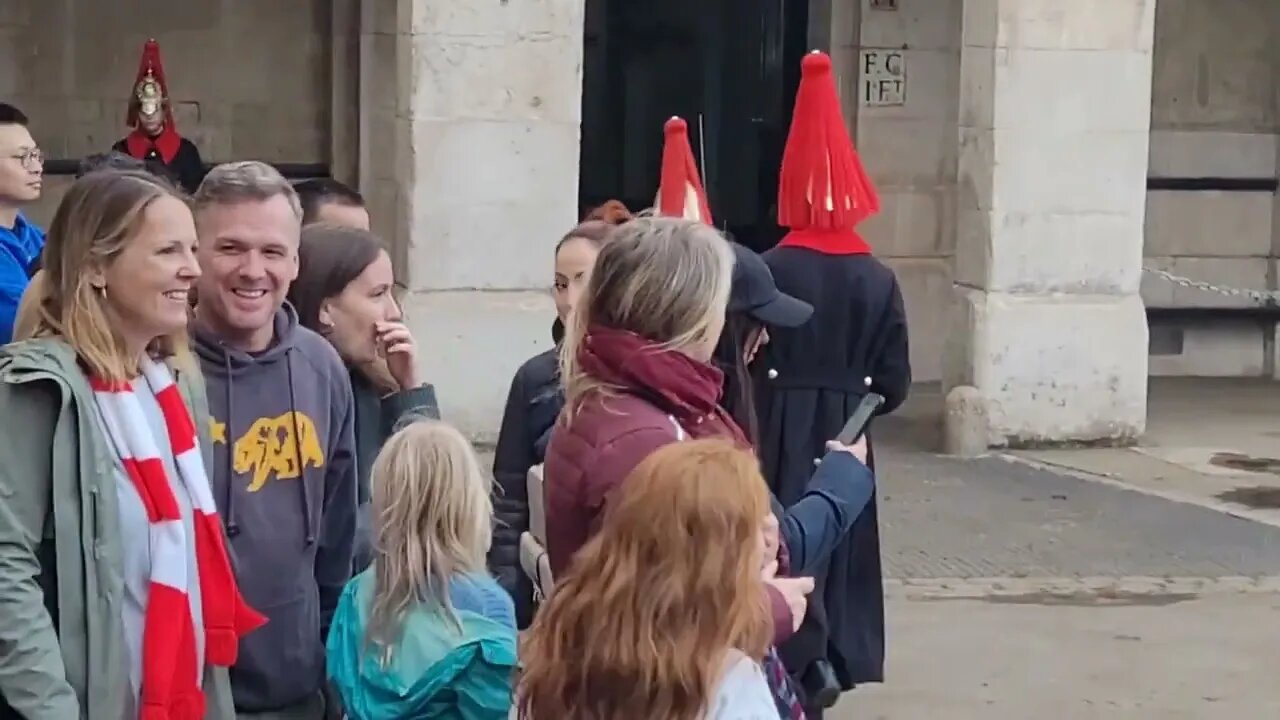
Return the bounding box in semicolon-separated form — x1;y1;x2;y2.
490;201;630;627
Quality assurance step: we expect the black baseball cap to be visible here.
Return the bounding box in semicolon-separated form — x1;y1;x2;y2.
728;242;813;328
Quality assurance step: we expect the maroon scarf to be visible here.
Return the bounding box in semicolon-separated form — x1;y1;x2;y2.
578;326;749;446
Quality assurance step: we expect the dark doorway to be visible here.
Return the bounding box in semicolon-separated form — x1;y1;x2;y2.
579;0;810;252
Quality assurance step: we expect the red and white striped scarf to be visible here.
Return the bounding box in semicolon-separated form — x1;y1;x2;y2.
91;357;266;720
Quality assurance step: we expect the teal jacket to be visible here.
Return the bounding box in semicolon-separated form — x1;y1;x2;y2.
0;339;235;719
327;571;517;720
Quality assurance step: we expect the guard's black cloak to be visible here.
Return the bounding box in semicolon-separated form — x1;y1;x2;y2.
754;245;910;690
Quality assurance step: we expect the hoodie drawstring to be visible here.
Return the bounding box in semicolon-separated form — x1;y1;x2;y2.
286;350;316;545
219;345;313;545
223;353;239;537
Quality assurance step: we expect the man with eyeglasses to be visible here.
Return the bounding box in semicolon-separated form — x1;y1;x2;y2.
0;103;44;344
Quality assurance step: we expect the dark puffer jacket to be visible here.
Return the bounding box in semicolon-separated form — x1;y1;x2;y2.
490;321;563;628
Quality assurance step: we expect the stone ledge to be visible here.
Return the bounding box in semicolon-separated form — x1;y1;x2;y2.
885;575;1280;599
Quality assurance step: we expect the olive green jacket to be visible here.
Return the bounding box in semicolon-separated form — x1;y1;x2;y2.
0;339;234;719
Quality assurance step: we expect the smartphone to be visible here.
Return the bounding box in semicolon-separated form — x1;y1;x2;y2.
834;392;886;445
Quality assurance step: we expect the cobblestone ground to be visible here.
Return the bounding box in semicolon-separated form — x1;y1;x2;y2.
479;425;1280;718
832;592;1280;719
828;440;1280;719
873;447;1280;579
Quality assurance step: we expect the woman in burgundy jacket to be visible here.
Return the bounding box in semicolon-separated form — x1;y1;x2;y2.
542;216;868;719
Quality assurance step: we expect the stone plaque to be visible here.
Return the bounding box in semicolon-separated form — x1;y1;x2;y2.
860;49;905;106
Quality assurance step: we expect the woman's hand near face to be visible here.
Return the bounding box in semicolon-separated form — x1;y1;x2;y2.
376;321;419;391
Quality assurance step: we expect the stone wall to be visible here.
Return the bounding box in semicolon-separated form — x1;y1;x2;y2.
811;0;961;384
817;0;1280;399
7;0;1275;441
4;0;333;227
1143;0;1280;378
945;0;1155;445
395;0;584;437
1;0;583;441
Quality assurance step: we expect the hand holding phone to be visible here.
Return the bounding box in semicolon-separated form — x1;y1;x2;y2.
835;392;885;445
826;435;868;463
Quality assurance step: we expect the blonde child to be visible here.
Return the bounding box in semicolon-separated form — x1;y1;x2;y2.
327;420;517;719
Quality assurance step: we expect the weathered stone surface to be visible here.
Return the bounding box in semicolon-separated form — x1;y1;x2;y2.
402;290;556;443
398;0;584;437
408;118;581;291
1148;322;1267;378
943;385;989;456
409;33;583;124
1148;131;1277;179
956;207;1144;294
5;0;332;165
882;258;953;383
964;0;1156;51
950;0;1155;443
953;289;1149;445
860;188;956;257
1145;191;1275;259
1141;257;1271;309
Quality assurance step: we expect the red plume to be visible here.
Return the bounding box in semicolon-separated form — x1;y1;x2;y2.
777;51;878;232
656;117;714;225
126;38;174;128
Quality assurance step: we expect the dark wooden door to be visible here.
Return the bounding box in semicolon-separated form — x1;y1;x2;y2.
579;0;809;252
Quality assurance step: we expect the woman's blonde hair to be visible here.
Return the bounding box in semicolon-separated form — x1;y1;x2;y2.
518;439;773;720
367;420;493;656
31;169;191;380
559;215;734;414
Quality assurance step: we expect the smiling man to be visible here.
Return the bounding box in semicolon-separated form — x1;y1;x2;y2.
191;161;356;720
0;103;45;343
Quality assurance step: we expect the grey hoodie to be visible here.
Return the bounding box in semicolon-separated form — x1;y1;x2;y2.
193;304;357;713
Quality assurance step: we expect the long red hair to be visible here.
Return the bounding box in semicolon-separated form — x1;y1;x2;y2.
517;440;772;720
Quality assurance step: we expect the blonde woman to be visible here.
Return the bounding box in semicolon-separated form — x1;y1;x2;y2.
0;169;263;719
519;439;778;719
544;215;739;573
542;215;818;718
327;420;517;720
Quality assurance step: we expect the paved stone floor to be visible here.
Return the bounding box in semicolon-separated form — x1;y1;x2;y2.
830;427;1280;718
874;448;1280;579
831;592;1280;719
479;377;1280;717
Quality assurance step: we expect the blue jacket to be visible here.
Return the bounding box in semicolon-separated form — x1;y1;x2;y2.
327;571;518;720
773;449;874;576
0;213;44;343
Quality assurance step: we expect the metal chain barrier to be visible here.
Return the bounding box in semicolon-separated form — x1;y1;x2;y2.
1142;266;1280;303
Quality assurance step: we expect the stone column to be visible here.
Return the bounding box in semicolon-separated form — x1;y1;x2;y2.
396;0;586;439
1271;6;1280;381
947;0;1156;445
